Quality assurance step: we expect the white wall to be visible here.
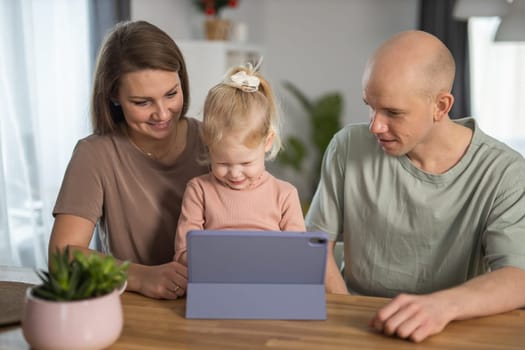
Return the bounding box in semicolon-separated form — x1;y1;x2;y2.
131;0;419;199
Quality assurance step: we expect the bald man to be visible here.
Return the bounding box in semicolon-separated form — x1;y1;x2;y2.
306;30;525;342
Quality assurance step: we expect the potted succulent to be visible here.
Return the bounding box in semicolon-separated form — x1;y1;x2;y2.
22;247;129;350
277;81;343;205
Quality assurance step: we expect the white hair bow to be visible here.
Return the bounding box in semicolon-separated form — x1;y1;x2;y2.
229;71;260;92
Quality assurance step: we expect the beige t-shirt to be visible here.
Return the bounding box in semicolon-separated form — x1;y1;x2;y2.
175;171;306;262
53;117;209;265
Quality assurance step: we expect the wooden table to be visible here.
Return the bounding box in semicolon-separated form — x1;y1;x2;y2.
1;267;525;349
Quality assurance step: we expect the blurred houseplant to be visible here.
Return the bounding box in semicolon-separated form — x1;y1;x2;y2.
277;81;343;202
194;0;240;40
22;247;129;350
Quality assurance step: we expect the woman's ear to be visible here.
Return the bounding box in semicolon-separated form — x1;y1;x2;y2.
264;132;275;152
434;92;454;122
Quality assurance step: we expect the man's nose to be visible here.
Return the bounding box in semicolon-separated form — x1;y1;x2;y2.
369;113;388;134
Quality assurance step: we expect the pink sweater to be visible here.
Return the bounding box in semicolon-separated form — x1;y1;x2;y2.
175;171;305;263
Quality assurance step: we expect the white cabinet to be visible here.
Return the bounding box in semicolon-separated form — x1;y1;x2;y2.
177;41;262;119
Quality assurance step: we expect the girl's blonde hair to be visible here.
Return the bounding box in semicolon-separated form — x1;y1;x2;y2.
202;63;282;160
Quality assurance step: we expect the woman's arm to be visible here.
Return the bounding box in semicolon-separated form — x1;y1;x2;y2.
48;214;96;262
49;214;187;300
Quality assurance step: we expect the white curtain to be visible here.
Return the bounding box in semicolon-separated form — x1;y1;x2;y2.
469;17;525;156
0;0;91;268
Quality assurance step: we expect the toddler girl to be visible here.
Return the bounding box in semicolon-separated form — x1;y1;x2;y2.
174;63;305;265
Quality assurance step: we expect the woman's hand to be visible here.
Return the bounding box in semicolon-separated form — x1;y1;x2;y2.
127;261;188;300
50;214;188;300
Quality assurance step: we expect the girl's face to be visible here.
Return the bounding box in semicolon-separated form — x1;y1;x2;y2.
209;130;274;190
117;69;183;142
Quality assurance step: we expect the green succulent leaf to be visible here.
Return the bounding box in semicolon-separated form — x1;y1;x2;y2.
32;248;129;301
32;287;62;301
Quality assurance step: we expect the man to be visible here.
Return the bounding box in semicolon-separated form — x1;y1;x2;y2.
306;30;525;342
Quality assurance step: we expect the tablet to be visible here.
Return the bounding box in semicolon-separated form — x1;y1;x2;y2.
185;230;328;320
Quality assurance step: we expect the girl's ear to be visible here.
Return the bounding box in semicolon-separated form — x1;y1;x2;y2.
264;132;275;152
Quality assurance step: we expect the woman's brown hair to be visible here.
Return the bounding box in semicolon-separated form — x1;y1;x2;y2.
91;20;190;134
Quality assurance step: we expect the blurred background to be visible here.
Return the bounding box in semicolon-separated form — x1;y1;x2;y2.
1;0;524;268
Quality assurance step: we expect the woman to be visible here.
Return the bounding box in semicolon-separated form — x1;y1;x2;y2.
49;20;209;299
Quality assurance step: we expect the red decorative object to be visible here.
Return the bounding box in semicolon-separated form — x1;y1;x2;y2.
194;0;239;18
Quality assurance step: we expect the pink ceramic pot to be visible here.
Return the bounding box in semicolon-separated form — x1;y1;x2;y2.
22;287;123;350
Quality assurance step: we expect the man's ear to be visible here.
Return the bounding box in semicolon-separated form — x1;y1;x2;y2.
264;131;275;152
434;92;454;122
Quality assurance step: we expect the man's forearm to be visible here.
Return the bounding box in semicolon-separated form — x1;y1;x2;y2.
369;266;525;342
440;266;525;321
325;241;349;294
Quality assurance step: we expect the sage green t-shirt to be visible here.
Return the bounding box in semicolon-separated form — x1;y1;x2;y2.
305;117;525;297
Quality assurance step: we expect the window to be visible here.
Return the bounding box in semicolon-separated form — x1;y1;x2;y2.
469;17;525;156
0;0;91;267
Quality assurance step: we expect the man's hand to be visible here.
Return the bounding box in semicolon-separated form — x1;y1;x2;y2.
369;293;456;343
369;267;525;342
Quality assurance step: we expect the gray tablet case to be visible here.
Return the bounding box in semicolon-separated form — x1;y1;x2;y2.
185;230;328;320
